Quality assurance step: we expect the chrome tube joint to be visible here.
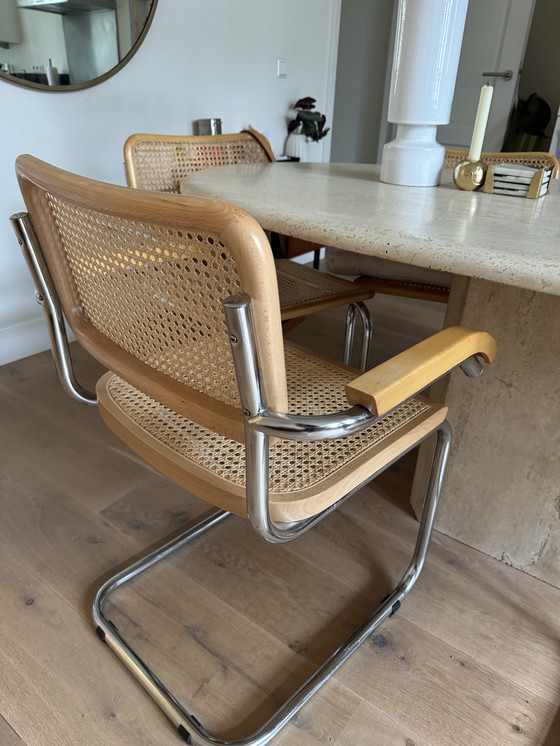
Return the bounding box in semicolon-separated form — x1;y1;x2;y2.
459;354;485;378
396;419;452;593
223;297;379;443
248;405;378;441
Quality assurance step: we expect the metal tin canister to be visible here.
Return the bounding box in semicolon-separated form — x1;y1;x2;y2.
195;118;222;136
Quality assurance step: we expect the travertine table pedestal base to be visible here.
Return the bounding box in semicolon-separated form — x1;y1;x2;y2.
412;278;560;587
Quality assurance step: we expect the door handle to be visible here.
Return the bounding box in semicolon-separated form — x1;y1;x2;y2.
482;69;514;81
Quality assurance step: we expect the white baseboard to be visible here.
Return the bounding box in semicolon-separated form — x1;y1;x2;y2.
0;317;51;366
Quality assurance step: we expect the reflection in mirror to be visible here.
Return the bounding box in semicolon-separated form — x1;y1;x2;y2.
0;0;157;91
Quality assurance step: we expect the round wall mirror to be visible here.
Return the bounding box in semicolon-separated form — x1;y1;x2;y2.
0;0;157;92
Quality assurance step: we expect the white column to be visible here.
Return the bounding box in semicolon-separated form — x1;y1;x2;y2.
381;0;469;187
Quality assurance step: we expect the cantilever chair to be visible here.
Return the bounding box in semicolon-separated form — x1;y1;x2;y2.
124;129;375;369
11;154;497;746
327;149;560;303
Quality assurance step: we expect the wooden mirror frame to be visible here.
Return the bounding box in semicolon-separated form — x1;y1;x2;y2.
0;0;157;92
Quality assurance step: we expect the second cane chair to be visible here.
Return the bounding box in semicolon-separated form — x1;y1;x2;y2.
12;154;496;746
123;129;375;369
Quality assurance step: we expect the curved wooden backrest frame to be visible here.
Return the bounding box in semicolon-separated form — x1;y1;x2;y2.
240;129;276;162
124;130;275;192
16;155;287;442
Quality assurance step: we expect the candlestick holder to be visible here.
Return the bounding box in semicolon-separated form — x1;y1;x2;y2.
453;159;488;191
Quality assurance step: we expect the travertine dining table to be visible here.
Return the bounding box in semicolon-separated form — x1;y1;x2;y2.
181;162;560;588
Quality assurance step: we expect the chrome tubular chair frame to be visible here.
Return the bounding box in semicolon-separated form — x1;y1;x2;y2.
344;301;372;371
10;212;97;405
92;292;453;746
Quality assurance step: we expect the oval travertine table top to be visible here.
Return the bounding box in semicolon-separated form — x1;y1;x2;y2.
181;162;560;296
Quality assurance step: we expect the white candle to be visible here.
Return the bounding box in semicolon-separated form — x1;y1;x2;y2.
468;84;494;162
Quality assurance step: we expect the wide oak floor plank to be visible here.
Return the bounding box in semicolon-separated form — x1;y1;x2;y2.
281;485;560;704
334;699;430;746
0;458;157;617
0;378;153;513
0;544;177;746
339;615;559;746
99;473;210;544
159;514;560;745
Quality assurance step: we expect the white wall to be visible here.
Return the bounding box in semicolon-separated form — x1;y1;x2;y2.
0;0;341;364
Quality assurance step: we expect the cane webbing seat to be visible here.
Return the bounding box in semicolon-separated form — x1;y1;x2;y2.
98;343;442;522
124;130;375;364
12;154;496;746
353;275;451;302
275;258;373;320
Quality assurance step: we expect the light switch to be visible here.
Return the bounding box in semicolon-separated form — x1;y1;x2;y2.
277;58;287;78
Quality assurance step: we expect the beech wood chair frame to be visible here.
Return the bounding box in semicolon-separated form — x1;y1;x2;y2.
11;155;497;746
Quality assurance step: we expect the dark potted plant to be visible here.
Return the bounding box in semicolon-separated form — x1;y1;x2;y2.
285;97;330;161
288;97;330;141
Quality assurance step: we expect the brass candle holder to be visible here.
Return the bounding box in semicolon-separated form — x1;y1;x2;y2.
453;159;488;191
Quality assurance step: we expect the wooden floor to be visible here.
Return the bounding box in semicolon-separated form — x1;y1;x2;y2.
1;294;559;746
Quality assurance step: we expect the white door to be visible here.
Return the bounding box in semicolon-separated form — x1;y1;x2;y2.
438;0;536;150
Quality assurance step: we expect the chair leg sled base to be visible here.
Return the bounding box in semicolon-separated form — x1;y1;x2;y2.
92;422;451;746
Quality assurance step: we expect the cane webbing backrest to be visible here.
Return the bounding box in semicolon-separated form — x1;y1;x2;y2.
444;149;560;178
124;131;275;193
16;155;287;441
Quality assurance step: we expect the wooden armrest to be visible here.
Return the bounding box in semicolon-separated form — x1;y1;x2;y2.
345;326;497;415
